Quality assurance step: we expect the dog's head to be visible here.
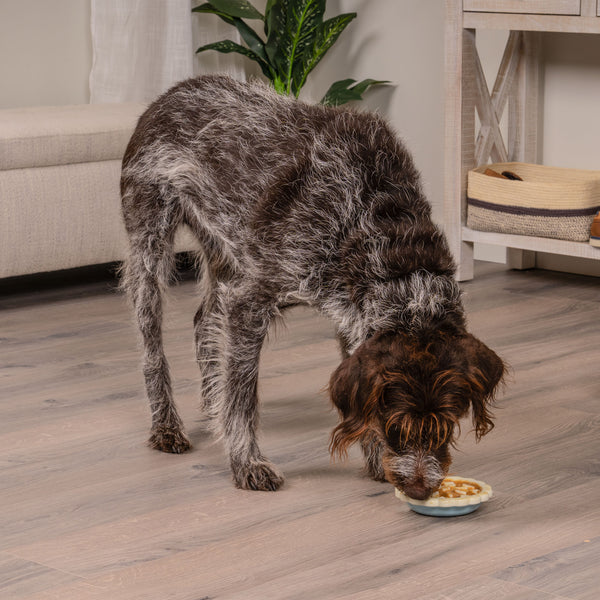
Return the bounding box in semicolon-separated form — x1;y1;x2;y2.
329;329;505;500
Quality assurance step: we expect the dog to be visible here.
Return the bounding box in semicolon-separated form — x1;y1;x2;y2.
120;75;505;496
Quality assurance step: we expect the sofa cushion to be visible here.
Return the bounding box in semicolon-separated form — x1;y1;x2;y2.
0;103;146;170
0;158;198;278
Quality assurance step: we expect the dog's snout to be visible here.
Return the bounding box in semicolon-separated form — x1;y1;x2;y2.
384;448;446;500
402;481;434;501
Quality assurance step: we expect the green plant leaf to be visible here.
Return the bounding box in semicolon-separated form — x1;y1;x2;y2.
234;20;268;61
272;75;287;94
192;3;228;16
320;78;389;106
348;78;390;97
193;0;391;103
319;78;356;105
292;12;356;95
265;0;326;95
264;0;279;36
264;0;290;74
200;0;264;20
288;0;326;94
193;4;267;62
195;40;274;79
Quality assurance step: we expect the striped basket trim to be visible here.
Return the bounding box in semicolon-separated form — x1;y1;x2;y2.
468;197;600;218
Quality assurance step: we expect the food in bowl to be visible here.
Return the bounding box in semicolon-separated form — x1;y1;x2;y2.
395;476;492;517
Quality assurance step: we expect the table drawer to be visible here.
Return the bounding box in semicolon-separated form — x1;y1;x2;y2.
463;0;581;14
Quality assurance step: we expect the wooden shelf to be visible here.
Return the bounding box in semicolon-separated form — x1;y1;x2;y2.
464;13;600;34
462;227;600;259
444;0;600;281
464;0;581;14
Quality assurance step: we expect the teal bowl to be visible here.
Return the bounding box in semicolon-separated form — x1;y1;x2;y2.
395;476;492;518
406;502;482;517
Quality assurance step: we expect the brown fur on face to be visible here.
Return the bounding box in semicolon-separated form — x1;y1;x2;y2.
329;327;505;498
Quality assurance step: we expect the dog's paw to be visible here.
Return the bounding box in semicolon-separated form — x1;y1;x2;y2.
233;460;285;491
361;443;386;482
363;460;387;482
366;468;387;483
148;426;192;454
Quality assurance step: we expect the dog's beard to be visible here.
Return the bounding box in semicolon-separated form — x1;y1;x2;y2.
386;448;445;489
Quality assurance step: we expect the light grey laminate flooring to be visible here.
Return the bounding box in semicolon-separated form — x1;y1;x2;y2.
1;262;598;599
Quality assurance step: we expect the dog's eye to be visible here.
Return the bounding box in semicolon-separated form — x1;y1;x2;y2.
384;422;406;450
387;423;400;437
386;412;458;451
382;383;411;407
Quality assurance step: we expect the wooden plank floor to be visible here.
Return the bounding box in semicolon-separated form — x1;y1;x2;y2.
1;261;598;599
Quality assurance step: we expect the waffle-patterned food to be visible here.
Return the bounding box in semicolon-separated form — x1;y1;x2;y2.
395;476;492;508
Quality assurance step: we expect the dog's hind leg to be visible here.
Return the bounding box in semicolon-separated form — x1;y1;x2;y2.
200;281;284;491
192;258;220;419
121;186;191;454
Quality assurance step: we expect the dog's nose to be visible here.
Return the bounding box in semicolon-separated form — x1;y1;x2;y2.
402;481;433;501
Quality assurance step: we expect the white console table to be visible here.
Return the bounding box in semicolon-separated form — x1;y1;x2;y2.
444;0;600;281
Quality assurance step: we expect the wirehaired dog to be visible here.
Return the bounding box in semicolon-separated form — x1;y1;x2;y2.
121;75;505;496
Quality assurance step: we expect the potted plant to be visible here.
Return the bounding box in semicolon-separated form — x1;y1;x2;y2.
193;0;388;106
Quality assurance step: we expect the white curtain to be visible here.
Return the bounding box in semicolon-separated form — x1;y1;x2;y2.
90;0;245;104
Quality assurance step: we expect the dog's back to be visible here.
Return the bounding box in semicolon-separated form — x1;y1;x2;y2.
122;74;331;230
121;75;450;298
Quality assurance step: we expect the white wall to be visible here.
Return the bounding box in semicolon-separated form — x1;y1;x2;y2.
0;0;91;108
1;0;599;273
542;32;600;171
538;32;600;275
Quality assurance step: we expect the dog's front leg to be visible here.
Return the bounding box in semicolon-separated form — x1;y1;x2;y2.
210;284;284;491
360;430;387;482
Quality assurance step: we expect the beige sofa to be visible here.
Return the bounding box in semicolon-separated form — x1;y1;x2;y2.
0;103;190;279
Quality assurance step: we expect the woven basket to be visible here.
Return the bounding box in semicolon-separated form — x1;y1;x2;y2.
467;162;600;242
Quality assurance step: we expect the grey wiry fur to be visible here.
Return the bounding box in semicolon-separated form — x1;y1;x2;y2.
121;75;502;493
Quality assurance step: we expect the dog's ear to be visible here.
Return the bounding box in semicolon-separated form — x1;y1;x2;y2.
328;345;385;459
459;333;506;440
